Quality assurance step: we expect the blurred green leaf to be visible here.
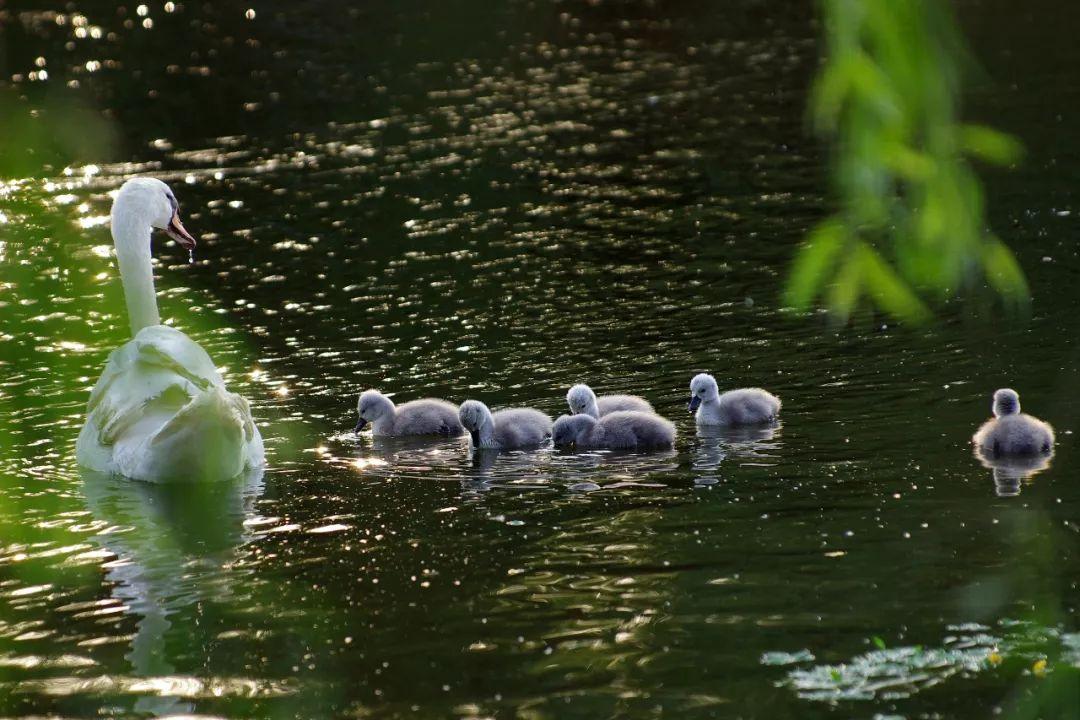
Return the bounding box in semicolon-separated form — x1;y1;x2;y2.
846;53;903;125
882;142;935;180
960;124;1024;166
785;218;847;309
790;0;1029;324
858;243;932;323
810;54;858;132
982;235;1031;301
826;251;863;324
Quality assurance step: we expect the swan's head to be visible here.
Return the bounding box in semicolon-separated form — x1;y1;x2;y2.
566;384;598;417
355;389;394;433
688;373;719;413
458;400;493;447
113;177;196;250
552;413;595;448
992;388;1021;418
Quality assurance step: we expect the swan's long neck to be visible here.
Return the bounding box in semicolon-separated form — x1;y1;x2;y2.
111;207;160;336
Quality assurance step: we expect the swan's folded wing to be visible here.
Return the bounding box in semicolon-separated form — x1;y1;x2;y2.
130;325;223;386
85;326;225;445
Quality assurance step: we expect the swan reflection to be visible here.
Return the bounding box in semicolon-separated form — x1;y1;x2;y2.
80;468;264;715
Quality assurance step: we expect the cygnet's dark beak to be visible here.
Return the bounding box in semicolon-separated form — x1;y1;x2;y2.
688;396;701;413
469;429;481;448
164;209;197;250
354;418;368;434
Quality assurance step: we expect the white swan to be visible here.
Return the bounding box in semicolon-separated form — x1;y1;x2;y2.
566;383;654;419
76;178;264;482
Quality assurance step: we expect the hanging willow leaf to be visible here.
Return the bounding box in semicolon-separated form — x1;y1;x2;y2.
881;142;935;181
785;218;847;309
982;236;1030;301
826;250;864;324
788;0;1030;324
858;243;932;323
960;125;1024;166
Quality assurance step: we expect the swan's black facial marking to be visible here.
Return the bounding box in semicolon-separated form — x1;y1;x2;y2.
164;191;178;213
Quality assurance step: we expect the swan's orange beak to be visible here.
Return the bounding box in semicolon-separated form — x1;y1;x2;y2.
164;210;196;250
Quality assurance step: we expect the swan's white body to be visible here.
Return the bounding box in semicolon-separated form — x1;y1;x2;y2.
76;178;264;482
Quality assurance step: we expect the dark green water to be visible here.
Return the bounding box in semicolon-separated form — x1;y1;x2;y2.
2;1;1080;717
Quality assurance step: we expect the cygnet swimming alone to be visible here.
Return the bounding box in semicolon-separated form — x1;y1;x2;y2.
972;388;1054;457
458;400;552;450
552;410;676;450
355;390;464;437
566;383;654;419
688;373;780;426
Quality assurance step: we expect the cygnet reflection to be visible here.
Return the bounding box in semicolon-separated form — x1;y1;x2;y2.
974;448;1053;497
692;424;782;485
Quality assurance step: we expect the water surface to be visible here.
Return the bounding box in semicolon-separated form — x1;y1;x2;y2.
2;0;1080;717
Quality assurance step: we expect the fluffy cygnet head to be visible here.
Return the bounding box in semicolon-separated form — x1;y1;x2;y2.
113;177;196;250
566;384;599;417
552;413;596;447
688;373;720;413
992;388;1021;418
355;390;394;433
458;400;493;447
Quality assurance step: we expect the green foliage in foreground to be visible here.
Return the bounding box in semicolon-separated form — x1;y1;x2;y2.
787;0;1029;324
